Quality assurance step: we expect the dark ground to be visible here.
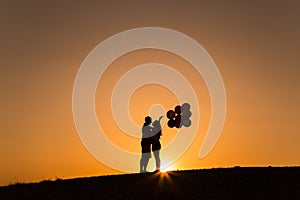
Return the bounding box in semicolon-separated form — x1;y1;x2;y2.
1;167;300;199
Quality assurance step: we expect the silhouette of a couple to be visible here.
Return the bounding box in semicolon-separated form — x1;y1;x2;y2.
140;116;163;173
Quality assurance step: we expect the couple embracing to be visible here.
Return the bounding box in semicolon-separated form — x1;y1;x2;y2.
140;116;163;173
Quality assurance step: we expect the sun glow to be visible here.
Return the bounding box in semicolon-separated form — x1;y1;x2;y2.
160;165;176;173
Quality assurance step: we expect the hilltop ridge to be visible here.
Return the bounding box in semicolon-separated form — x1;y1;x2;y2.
1;167;300;199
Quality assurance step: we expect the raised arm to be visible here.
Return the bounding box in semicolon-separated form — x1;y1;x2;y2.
159;116;164;121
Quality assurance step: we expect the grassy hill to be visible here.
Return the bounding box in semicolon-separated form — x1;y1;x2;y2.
1;167;299;199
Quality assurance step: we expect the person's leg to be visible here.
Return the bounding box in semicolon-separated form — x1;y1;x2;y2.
140;154;150;173
153;150;161;170
141;141;151;173
143;152;151;172
152;141;161;171
140;157;144;173
143;141;151;172
140;141;145;173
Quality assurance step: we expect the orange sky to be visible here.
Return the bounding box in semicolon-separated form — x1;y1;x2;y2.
1;0;299;186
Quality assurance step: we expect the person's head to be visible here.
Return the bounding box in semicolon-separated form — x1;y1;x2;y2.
144;116;152;125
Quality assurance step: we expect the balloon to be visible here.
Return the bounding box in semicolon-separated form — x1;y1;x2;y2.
182;110;192;119
181;103;190;112
167;119;176;128
166;110;175;119
174;105;181;114
175;115;182;128
182;119;191;127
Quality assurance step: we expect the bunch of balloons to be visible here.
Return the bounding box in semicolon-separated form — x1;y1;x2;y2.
166;103;192;128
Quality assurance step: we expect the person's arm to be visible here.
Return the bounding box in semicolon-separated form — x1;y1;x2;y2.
159;116;164;121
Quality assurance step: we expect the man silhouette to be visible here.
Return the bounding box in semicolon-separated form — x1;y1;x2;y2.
140;116;152;173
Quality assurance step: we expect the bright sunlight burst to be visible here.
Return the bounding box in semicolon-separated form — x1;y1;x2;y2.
160;165;176;173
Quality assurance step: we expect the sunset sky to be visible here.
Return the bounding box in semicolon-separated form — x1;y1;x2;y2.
1;0;299;186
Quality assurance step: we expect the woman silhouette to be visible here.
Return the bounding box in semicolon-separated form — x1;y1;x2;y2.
151;116;163;172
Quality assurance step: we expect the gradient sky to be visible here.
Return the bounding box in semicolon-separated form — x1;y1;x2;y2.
1;0;299;186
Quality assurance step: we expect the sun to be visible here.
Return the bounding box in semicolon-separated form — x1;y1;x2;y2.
160;165;176;173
